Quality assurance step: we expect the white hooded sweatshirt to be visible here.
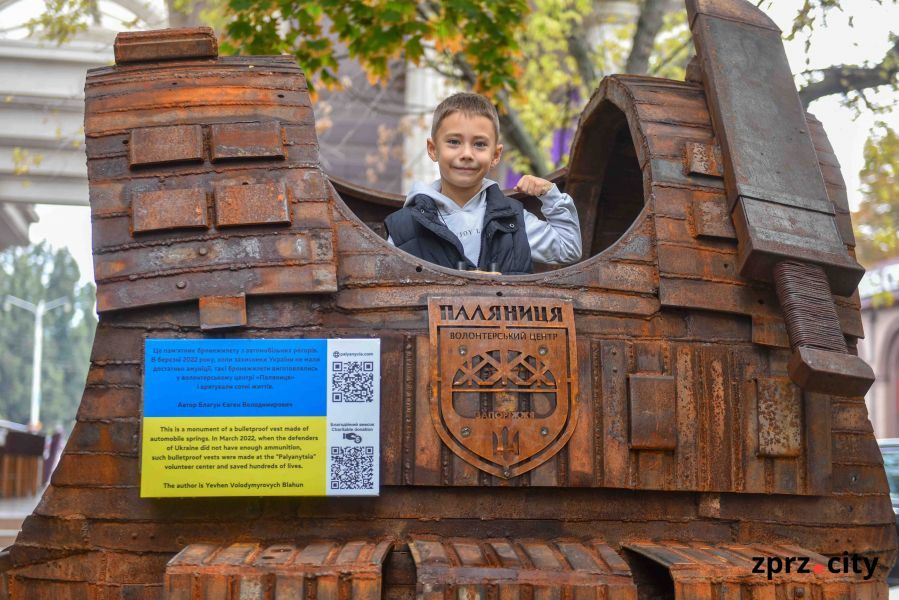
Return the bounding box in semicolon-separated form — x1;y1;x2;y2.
387;178;582;267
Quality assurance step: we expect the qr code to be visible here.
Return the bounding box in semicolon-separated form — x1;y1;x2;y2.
331;361;374;402
330;446;374;489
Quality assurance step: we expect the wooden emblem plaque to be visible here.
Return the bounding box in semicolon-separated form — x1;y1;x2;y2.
428;297;579;479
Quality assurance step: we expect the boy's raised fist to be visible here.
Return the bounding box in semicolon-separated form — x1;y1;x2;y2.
513;175;554;197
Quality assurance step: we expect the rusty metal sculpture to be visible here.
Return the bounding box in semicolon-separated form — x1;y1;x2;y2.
1;0;892;598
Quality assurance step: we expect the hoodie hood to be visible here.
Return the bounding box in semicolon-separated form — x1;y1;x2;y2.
404;178;498;213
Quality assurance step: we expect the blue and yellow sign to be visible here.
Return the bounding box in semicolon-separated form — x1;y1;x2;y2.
141;338;380;497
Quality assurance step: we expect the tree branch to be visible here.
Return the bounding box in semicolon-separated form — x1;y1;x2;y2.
567;31;597;89
798;37;899;108
625;0;670;74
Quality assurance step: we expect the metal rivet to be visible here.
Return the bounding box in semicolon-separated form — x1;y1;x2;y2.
538;346;547;356
502;469;512;478
459;346;467;356
198;247;208;256
612;367;618;373
794;587;805;598
176;281;187;289
461;427;471;437
540;427;549;436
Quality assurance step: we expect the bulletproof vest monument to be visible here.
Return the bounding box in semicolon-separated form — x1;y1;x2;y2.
1;0;892;598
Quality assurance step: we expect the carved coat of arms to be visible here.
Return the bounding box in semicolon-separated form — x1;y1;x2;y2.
428;297;579;479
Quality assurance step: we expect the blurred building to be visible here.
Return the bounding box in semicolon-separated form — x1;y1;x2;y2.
0;20;119;248
858;258;899;438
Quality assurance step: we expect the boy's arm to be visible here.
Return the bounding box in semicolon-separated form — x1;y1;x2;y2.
516;177;582;265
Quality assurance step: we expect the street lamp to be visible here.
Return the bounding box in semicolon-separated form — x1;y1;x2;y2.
3;295;70;431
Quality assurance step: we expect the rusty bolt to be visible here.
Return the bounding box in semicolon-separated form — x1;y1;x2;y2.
794;587;805;598
176;281;187;289
538;346;547;356
540;427;549;436
461;427;471;438
459;346;467;356
502;469;511;478
198;247;208;256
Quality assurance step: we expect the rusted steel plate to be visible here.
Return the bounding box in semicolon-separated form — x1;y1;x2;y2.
131;188;208;233
114;27;218;64
165;540;391;600
209;121;285;162
629;374;677;450
788;346;875;397
93;231;333;282
691;195;736;239
129;125;204;167
409;537;636;595
683;142;723;177
213;181;290;227
96;264;337;312
756;378;801;458
198;295;247;330
751;315;790;349
688;0;864;298
687;3;831;214
427;297;579;479
732;198;859;291
687;0;781;31
625;541;881;598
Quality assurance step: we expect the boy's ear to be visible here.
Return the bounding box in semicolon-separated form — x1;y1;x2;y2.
492;143;504;168
426;138;437;162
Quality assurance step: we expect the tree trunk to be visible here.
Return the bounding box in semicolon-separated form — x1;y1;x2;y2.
166;0;205;27
625;0;671;75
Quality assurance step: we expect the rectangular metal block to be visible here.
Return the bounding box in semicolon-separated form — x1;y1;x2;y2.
628;374;677;450
129;125;204;167
214;181;290;227
408;537;635;593
756;378;801;458
209;121;285;162
733;197;863;296
114;27;217;64
131;188;208;233
199;295;247;330
691;195;735;239
683;142;723;177
788;346;875;397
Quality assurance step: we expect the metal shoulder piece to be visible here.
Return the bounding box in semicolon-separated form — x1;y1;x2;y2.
87;26;337;327
686;0;874;396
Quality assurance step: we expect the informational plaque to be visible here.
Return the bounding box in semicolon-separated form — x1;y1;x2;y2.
141;338;380;497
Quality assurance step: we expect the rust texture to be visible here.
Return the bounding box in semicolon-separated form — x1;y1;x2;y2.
2;3;892;599
686;0;871;396
115;27;218;64
409;537;636;598
427;297;579;479
165;541;391;600
626;542;882;597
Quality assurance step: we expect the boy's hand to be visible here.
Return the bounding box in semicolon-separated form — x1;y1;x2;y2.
514;175;554;197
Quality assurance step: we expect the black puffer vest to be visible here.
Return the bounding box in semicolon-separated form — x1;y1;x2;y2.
384;185;533;275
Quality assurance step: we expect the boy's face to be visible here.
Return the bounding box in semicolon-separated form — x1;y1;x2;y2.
427;112;503;201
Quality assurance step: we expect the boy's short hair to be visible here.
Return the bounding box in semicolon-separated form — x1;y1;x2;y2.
430;92;501;143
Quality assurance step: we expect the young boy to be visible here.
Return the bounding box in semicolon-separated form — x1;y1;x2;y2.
385;93;582;275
